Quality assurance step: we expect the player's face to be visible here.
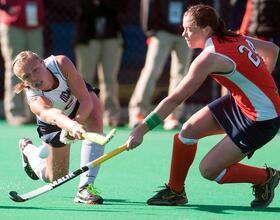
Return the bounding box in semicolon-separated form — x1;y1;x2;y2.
182;15;209;49
17;59;50;91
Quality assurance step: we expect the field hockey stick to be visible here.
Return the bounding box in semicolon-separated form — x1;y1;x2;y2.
82;128;116;145
8;143;127;202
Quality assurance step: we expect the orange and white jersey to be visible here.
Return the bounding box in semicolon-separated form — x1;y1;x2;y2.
204;35;280;121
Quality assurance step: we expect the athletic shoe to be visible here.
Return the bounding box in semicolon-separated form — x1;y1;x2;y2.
251;167;280;208
163;115;180;130
19;138;39;180
74;184;103;204
147;184;187;206
129;113;144;128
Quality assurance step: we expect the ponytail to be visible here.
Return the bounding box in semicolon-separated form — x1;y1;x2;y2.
215;17;239;42
14;82;26;94
215;18;226;34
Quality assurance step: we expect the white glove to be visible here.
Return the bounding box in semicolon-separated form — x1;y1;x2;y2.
59;129;76;145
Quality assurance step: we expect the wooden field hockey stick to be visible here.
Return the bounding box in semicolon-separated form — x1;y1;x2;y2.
8;144;127;202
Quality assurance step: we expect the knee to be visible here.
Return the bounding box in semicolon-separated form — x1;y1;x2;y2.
181;122;196;138
181;122;192;134
199;161;218;181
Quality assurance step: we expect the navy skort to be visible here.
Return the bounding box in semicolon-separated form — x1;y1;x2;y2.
208;94;280;158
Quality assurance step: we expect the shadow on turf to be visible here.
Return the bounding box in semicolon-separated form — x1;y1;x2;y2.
103;198;146;205
1;202;280;214
0;199;145;213
176;204;280;214
62;197;146;206
0;205;125;213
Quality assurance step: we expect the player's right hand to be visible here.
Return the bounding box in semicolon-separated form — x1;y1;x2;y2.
69;122;86;139
126;127;145;150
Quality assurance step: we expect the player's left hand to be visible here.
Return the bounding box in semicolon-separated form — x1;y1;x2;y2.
60;129;76;144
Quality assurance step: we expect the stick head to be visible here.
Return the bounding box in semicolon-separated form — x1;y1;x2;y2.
8;191;27;202
105;128;117;144
82;128;117;145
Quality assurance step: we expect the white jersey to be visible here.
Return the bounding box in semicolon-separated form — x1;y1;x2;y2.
25;55;78;123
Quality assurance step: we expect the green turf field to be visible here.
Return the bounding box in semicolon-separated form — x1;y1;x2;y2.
1;119;280;220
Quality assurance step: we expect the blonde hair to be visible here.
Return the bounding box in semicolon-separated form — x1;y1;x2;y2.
13;51;41;94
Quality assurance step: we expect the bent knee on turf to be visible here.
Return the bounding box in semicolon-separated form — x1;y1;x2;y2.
180;124;200;140
199;162;221;181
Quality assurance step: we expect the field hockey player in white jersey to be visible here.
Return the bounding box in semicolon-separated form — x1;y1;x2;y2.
12;50;105;204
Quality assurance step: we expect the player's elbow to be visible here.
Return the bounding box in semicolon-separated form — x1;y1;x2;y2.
274;44;280;60
272;42;279;58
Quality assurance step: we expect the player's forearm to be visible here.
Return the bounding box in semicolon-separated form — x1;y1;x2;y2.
40;108;77;132
154;95;184;120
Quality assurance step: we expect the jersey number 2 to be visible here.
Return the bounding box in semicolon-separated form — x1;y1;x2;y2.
238;39;261;67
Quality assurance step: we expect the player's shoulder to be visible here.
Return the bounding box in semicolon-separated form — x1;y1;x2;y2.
53;55;73;70
52;55;70;64
44;55;64;67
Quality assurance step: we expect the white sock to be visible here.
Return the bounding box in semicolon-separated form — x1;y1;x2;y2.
178;133;198;145
78;139;104;188
214;169;226;182
23;143;47;182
